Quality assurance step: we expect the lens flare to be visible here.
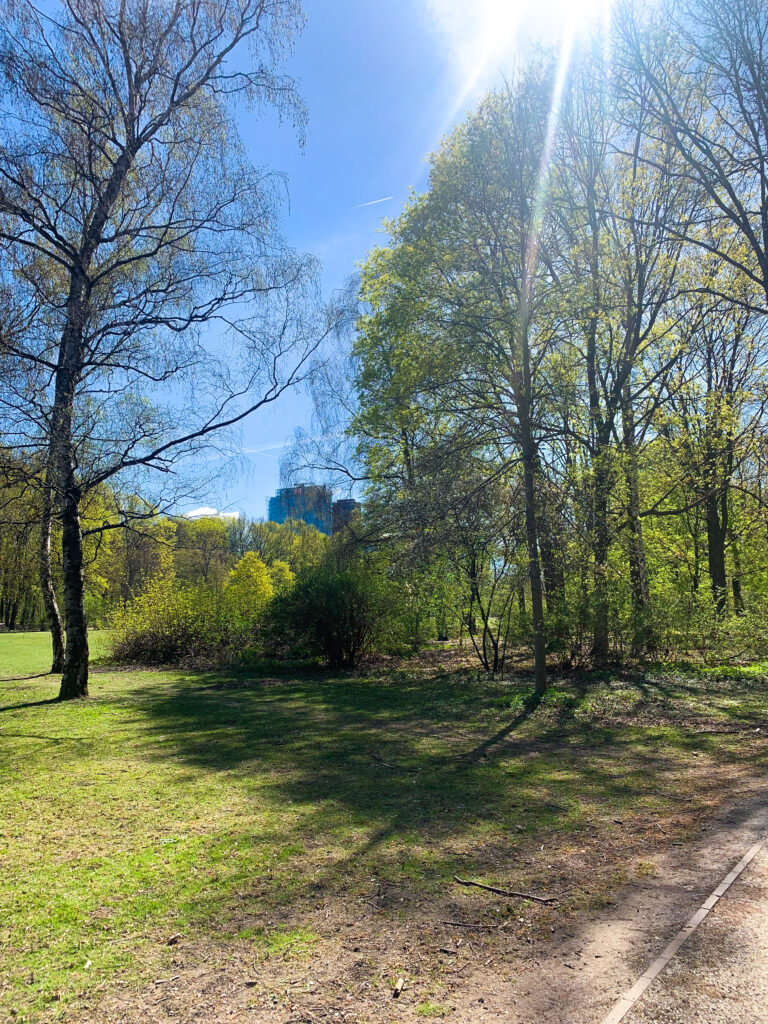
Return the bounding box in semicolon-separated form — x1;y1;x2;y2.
426;0;612;114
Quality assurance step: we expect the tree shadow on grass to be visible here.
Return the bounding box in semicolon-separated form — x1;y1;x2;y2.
0;672;53;683
58;664;768;1024
32;667;768;996
0;697;60;713
0;731;89;743
5;662;768;1024
457;691;542;763
124;668;768;906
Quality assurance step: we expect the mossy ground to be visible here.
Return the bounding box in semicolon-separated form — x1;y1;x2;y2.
1;631;767;1021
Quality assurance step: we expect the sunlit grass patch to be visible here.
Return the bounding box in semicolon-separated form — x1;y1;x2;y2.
416;1001;448;1017
2;631;767;1021
636;860;657;877
235;925;318;959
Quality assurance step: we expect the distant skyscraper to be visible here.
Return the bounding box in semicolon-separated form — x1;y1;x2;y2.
331;498;360;534
267;484;333;534
266;486;362;536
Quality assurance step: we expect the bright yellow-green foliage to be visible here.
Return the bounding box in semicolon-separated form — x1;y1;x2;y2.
224;551;275;619
110;551;296;665
174;516;230;584
266;558;295;594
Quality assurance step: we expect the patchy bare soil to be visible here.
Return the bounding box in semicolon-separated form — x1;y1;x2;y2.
88;777;768;1024
3;635;768;1024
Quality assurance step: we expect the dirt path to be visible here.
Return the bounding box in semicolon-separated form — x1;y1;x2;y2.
502;786;768;1024
621;837;768;1024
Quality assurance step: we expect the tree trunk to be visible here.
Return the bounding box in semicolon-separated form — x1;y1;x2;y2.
728;526;745;615
52;274;90;700
515;317;547;695
518;412;547;693
690;512;701;594
622;386;652;655
590;454;611;665
58;488;89;699
704;488;727;615
522;449;547;694
537;490;566;614
39;469;65;673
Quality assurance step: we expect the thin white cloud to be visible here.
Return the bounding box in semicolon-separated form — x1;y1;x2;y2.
184;506;240;519
350;196;395;209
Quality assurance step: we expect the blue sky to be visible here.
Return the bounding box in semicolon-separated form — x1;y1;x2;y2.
198;0;589;520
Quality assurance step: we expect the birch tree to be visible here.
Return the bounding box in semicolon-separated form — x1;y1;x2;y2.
0;0;338;699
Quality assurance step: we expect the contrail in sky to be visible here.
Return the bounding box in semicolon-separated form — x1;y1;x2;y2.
351;195;394;209
242;441;290;455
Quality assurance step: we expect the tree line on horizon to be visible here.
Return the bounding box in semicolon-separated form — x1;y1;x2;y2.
0;496;329;629
304;0;768;691
2;0;768;696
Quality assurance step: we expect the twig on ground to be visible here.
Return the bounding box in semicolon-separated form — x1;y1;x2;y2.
371;754;397;770
371;753;421;774
453;875;558;904
439;920;499;930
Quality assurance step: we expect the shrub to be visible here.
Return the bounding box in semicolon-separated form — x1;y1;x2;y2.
271;552;395;668
111;552;288;665
110;575;227;664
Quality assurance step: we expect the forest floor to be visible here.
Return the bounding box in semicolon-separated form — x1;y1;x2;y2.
1;632;768;1024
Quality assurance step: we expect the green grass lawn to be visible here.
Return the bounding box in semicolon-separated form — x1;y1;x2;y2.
1;631;767;1022
0;630;112;677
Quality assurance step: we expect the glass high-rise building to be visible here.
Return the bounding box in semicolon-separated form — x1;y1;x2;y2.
267;484;333;534
266;485;360;536
331;498;359;534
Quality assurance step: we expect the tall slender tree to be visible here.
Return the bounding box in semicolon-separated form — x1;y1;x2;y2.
0;0;340;698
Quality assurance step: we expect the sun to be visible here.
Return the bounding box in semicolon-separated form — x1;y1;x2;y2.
426;0;613;110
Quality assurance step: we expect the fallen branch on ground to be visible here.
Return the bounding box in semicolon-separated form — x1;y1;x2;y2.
453;875;558;904
371;754;397;770
371;753;421;774
439;920;500;930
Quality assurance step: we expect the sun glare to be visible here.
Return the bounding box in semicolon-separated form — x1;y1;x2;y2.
426;0;613;113
424;0;614;313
